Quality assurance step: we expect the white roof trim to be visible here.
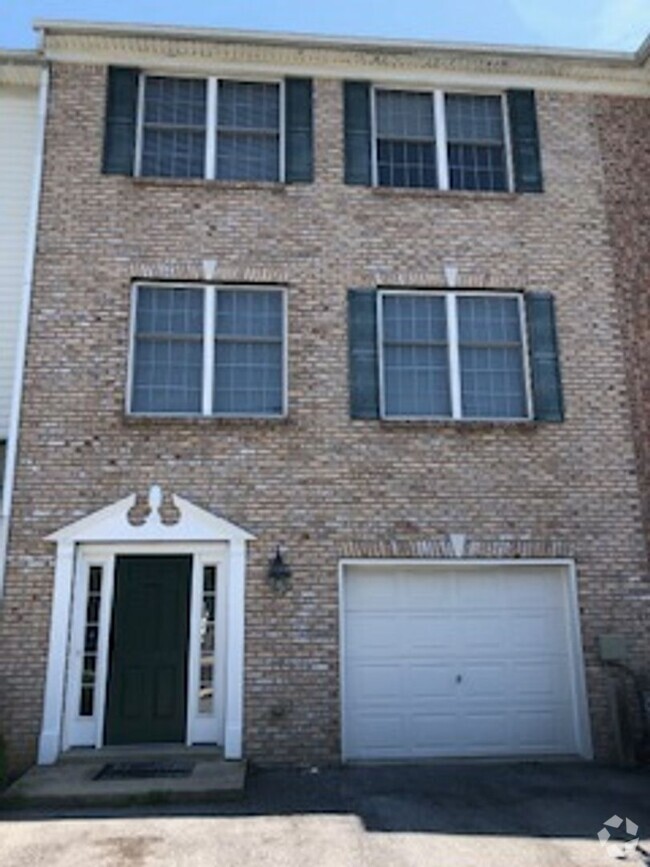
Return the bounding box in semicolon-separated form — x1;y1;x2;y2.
32;19;648;64
0;52;43;87
33;20;650;96
46;485;255;544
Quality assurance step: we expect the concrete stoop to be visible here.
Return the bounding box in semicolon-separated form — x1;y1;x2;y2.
0;747;247;808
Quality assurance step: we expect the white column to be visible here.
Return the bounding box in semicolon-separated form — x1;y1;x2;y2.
224;538;246;759
38;541;75;764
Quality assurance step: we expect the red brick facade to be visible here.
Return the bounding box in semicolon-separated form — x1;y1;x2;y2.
0;40;649;773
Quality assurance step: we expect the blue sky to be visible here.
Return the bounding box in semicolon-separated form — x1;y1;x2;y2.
1;0;648;51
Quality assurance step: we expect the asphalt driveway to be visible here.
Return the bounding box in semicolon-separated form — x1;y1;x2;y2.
1;761;649;866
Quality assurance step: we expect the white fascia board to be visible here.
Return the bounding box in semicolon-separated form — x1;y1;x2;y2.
35;23;650;96
31;19;644;63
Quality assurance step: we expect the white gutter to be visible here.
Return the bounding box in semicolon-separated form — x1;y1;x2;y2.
32;18;648;66
0;65;49;597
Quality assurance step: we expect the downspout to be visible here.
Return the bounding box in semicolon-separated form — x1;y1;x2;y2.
0;64;50;597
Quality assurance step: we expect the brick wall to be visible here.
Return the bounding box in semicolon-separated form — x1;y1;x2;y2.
596;95;650;560
0;62;648;772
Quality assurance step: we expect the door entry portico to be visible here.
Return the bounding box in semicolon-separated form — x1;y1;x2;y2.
39;486;254;765
105;555;191;745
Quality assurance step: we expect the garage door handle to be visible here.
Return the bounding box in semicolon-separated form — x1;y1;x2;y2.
456;675;462;684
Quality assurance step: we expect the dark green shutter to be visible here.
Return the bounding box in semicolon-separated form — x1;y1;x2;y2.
344;82;372;186
102;67;139;175
525;292;563;421
285;78;313;183
507;90;543;193
349;289;379;418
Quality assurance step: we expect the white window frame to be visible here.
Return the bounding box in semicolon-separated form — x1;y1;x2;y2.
371;85;514;192
127;282;289;419
377;289;533;422
134;72;286;183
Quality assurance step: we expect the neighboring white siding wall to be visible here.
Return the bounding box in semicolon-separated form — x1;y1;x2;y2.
0;85;39;439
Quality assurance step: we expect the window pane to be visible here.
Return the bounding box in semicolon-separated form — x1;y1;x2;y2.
216;131;279;182
79;566;103;718
384;345;451;417
214;290;284;415
214;342;283;415
137;286;204;335
376;90;436;189
144;76;207;126
199;566;217;715
446;94;507;191
458;295;522;343
218;81;279;130
376;90;434;139
383;295;447;342
132;286;204;414
458;296;527;418
141;77;207;178
133;339;203;413
377;140;436;188
446;94;505;144
382;294;451;417
141;129;206;179
216;81;280;181
216;290;282;338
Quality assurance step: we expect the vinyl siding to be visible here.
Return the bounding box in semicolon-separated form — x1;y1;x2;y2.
0;85;39;439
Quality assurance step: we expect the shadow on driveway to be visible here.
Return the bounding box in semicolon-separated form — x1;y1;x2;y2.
1;761;648;845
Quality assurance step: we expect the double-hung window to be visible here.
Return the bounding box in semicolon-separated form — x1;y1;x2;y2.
137;75;282;181
380;291;531;420
372;88;511;192
130;283;286;417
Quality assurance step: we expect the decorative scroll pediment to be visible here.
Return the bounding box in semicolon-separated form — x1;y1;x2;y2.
46;485;255;544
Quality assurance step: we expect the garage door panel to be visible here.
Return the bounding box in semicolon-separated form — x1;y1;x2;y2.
345;612;402;655
509;612;567;650
344;573;396;610
342;564;583;760
404;615;458;653
402;574;456;609
461;662;510;697
455;615;508;652
408;663;457;699
346;662;404;704
458;712;511;750
347;713;407;758
454;574;506;608
411;713;459;752
512;709;572;751
510;661;572;700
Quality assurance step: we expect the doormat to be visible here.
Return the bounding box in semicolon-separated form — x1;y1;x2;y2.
94;761;195;781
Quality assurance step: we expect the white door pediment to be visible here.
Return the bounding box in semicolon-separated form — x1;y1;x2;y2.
45;485;256;544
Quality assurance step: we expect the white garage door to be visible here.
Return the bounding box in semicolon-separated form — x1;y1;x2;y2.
341;563;588;760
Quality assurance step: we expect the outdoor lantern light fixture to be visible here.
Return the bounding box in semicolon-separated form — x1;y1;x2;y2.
268;546;291;592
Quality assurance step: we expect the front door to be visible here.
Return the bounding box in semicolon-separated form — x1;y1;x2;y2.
105;555;191;745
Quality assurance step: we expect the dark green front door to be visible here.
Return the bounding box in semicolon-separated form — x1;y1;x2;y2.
105;555;191;745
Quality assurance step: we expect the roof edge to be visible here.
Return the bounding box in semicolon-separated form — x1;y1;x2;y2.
0;49;43;65
32;18;648;66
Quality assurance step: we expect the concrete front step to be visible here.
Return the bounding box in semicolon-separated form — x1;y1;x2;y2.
1;750;247;808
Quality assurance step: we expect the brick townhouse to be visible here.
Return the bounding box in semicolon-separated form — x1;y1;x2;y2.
0;20;648;775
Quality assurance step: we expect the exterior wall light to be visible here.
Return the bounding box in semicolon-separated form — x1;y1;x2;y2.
268;546;291;592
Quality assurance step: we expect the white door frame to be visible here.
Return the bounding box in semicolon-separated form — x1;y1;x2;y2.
62;542;229;753
338;557;593;762
38;487;254;765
